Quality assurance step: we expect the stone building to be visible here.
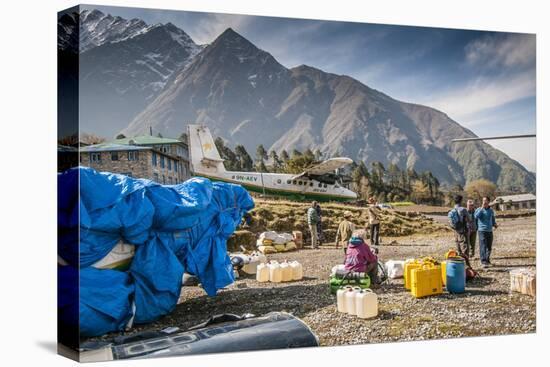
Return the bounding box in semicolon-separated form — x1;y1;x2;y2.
80;135;191;184
491;193;536;211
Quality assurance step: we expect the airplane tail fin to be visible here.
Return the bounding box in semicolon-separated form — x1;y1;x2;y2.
187;124;227;175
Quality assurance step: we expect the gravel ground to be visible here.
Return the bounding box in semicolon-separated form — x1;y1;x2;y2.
89;216;536;346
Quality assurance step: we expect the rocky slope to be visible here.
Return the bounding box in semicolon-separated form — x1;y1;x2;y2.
123;28;535;191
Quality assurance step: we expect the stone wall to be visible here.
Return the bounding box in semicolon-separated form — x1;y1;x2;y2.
80;149;191;184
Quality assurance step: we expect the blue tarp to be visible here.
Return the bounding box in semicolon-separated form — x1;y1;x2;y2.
58;167;254;337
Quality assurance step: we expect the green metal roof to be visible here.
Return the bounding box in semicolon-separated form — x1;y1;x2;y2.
80;143;151;152
112;135;183;145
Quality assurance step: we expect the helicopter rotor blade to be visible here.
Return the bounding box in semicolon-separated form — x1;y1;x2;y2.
451;134;536;142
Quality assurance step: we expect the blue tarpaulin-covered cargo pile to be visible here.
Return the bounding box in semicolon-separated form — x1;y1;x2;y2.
58;167;254;337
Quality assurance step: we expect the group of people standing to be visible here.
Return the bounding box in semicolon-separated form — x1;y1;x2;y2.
450;195;498;268
307;197;381;251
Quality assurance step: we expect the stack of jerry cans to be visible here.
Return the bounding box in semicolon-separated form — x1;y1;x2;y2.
411;264;443;298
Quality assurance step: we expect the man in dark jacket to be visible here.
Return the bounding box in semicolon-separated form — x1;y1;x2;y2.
449;194;472;258
466;199;478;258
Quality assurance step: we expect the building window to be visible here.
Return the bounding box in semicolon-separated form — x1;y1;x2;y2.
128;151;139;161
161;145;170;154
174;161;178;172
90;153;101;162
153;173;159;182
162;175;166;184
160;155;165;168
168;159;172;171
152;152;157;166
111;151;119;161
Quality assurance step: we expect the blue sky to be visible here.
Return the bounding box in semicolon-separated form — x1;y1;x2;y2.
85;5;537;172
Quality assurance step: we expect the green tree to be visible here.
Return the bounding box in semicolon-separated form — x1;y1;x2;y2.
215;137;238;170
255;144;268;172
269;150;282;172
280;150;290;163
465;179;497;203
235;145;254;171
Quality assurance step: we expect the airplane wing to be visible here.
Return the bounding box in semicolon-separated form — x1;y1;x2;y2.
291;157;354;180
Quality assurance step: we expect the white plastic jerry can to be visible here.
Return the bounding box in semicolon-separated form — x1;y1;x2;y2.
280;261;293;282
355;289;378;319
290;261;303;280
269;262;283;283
345;287;361;315
336;286;353;313
256;263;270;282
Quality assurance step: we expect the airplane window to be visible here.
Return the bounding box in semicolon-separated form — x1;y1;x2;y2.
287;180;291;184
277;179;281;184
310;182;313;187
318;183;322;188
293;180;297;185
298;181;303;186
323;184;327;188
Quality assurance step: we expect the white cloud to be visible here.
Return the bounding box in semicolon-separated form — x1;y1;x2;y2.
465;33;535;69
420;69;535;121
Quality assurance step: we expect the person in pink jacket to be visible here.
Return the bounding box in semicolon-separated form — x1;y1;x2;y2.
344;236;379;283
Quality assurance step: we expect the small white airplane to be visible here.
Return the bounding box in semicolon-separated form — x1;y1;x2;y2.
188;124;358;202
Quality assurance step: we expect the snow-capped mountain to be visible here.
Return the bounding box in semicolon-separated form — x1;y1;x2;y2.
79;9;150;52
58;8;202;137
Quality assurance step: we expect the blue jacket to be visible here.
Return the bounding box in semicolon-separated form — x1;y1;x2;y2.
474;207;497;232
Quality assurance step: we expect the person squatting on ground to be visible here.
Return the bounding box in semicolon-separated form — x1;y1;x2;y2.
335;211;355;254
448;194;472;259
315;202;324;246
307;201;320;249
344;235;379;284
466;199;478;258
367;197;381;247
475;196;498;268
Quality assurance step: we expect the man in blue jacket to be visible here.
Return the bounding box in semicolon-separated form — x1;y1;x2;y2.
474;196;498;268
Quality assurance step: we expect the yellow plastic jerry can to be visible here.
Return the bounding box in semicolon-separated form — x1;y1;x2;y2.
411;265;443;298
441;260;447;286
404;260;422;290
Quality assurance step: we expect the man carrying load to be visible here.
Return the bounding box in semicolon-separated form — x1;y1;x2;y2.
307;201;320;249
335;211;356;253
